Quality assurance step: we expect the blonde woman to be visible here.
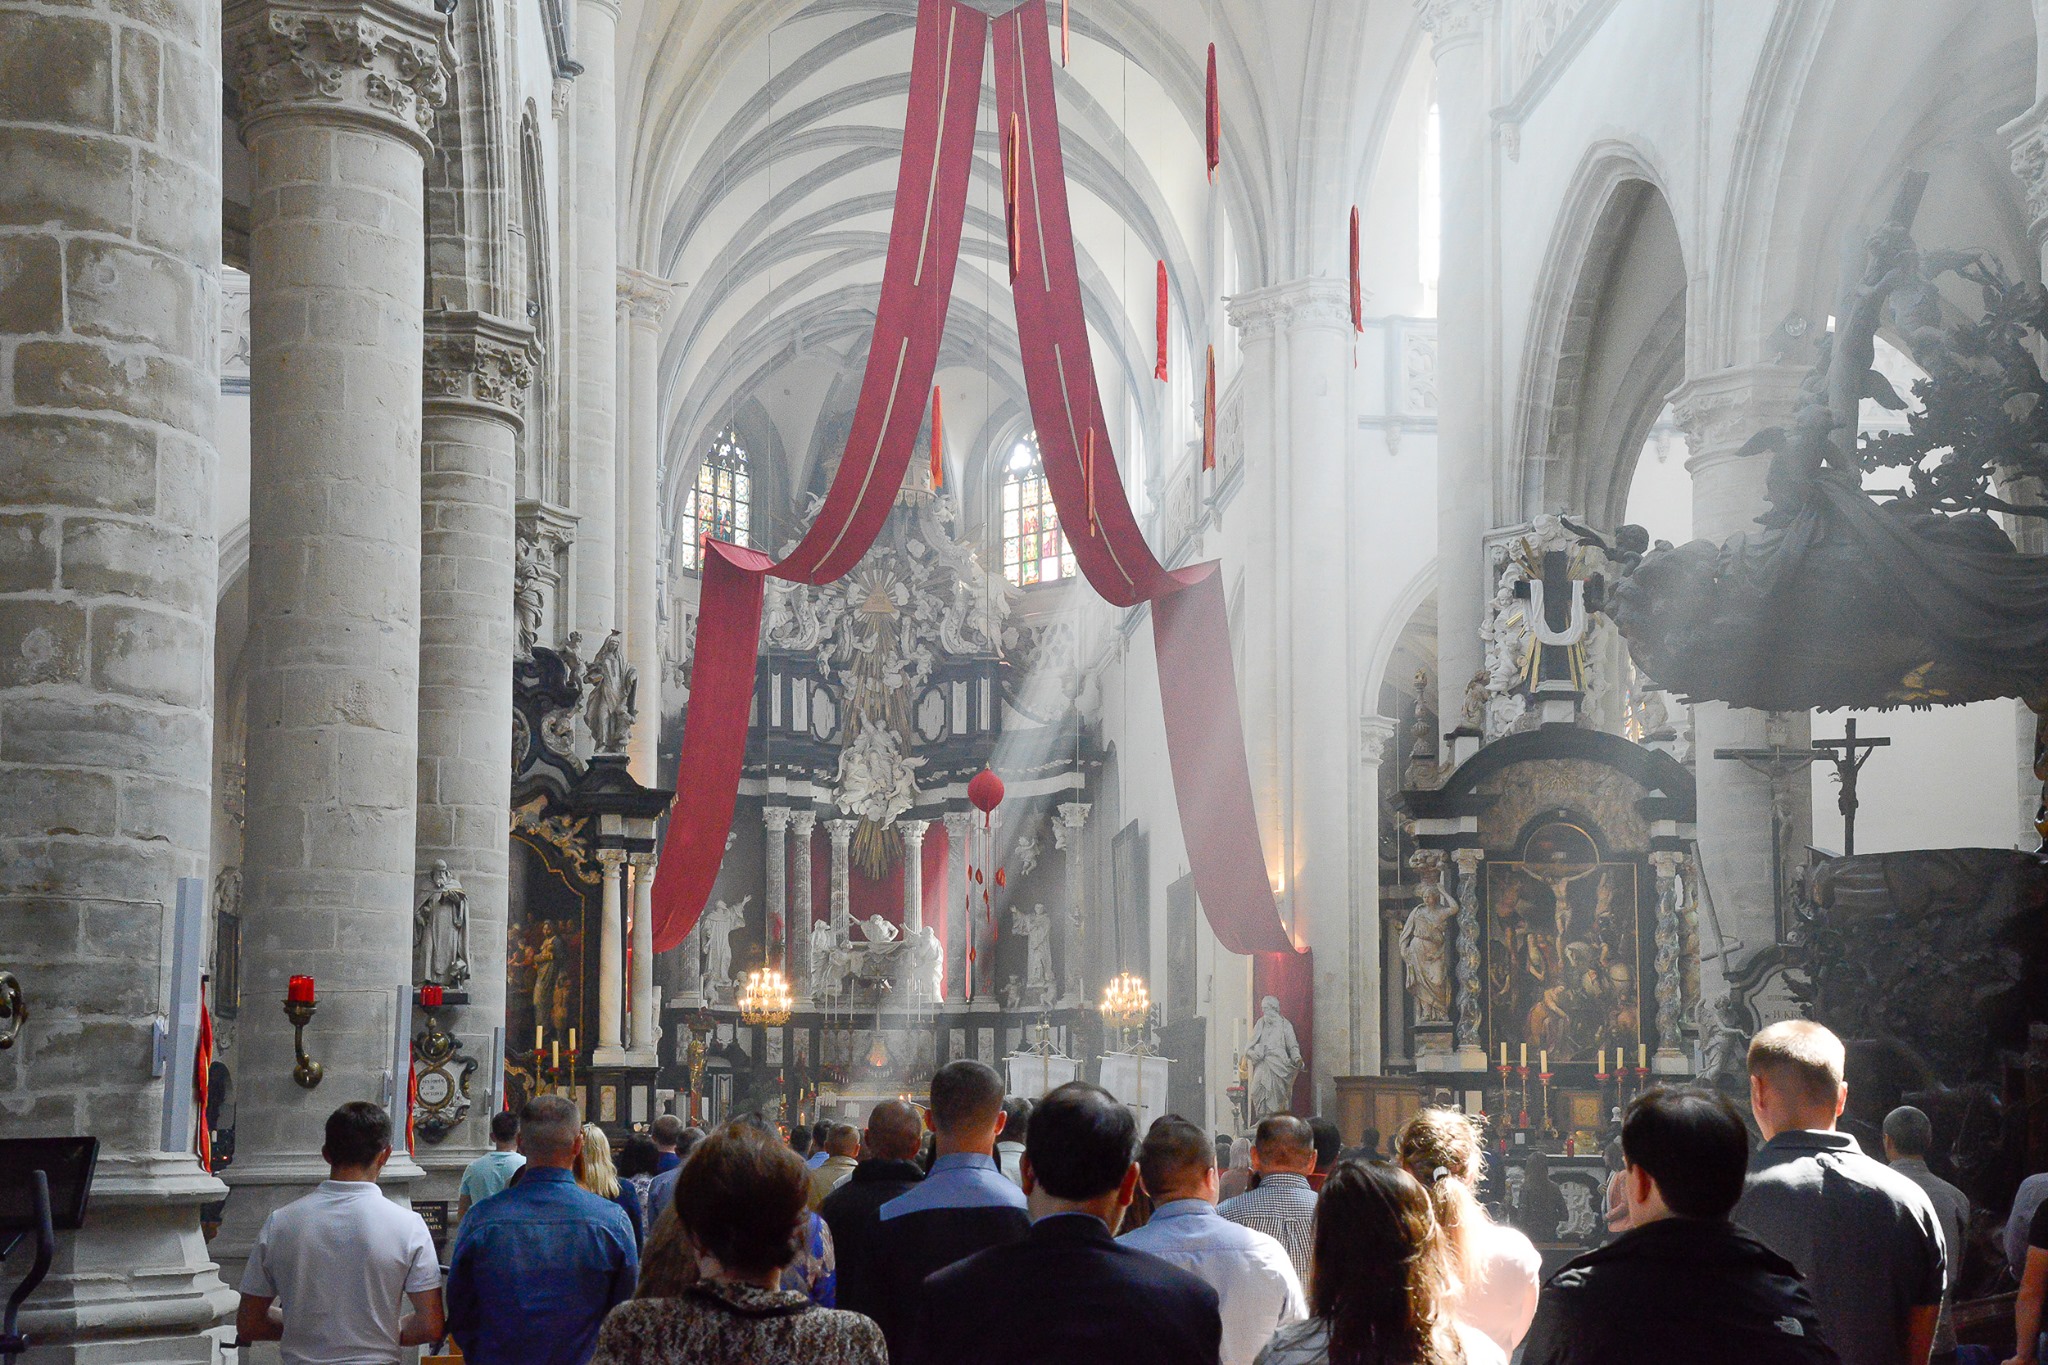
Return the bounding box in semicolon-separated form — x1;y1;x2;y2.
577;1123;646;1246
1394;1109;1540;1357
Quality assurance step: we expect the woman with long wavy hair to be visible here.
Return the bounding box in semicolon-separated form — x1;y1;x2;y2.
1395;1109;1540;1356
1255;1161;1501;1365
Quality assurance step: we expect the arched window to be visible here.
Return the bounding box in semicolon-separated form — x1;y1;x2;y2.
679;430;752;570
1001;433;1073;586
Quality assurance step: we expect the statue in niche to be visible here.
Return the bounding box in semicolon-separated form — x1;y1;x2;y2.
809;920;847;998
858;914;900;945
1697;995;1750;1100
700;896;748;990
907;925;943;1001
414;860;470;989
513;538;547;655
1458;670;1489;734
1246;995;1303;1120
1001;975;1023;1011
585;629;638;753
1010;904;1056;1003
1400;879;1458;1026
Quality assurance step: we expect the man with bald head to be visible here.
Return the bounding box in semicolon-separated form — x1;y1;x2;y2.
1218;1113;1320;1280
1734;1020;1946;1365
819;1099;928;1323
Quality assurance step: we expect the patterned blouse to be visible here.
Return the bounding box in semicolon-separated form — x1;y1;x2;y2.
590;1280;886;1365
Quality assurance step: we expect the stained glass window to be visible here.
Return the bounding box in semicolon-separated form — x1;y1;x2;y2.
680;431;752;570
1001;434;1073;586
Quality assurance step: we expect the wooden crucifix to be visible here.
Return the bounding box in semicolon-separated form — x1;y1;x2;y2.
1810;719;1890;856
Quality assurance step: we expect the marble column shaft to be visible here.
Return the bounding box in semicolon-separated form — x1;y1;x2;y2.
899;818;928;933
791;812;816;995
628;850;657;1061
943;810;972;1001
1356;717;1400;1074
828;819;855;935
416;310;536;1174
764;806;790;964
617;270;672;784
0;0;235;1339
566;0;619;637
595;848;625;1059
225;0;445;1235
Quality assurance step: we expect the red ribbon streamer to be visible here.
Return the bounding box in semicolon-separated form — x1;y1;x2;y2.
1349;205;1363;333
1202;345;1217;472
931;386;944;489
1205;43;1220;182
651;0;988;952
1005;114;1022;280
1085;429;1097;532
1154;261;1169;382
195;981;214;1173
1061;0;1069;65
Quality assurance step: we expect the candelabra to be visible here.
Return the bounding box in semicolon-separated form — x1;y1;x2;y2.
1099;973;1151;1051
738;966;794;1027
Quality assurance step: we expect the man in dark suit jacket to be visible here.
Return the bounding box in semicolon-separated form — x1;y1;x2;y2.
819;1099;927;1323
914;1081;1223;1365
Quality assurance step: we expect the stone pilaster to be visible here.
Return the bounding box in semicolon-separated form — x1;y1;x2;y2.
617;269;676;784
898;819;928;933
1053;803;1091;1000
790;811;816;999
0;0;236;1340
222;0;445;1262
414;309;535;1188
1450;848;1486;1067
943;810;973;1002
566;0;620;638
627;851;657;1063
764;806;790;967
593;848;625;1063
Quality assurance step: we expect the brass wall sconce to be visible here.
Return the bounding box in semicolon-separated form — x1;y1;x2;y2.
284;976;322;1088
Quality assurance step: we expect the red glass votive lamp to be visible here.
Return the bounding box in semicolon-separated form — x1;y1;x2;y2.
420;984;444;1008
287;975;316;1003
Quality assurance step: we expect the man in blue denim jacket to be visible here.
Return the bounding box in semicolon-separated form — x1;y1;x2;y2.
448;1094;638;1365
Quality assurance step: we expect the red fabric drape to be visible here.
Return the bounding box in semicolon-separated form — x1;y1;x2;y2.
930;386;944;489
652;0;989;953
194;983;214;1172
1202;345;1217;471
1205;43;1220;182
1154;261;1169;381
1060;0;1069;65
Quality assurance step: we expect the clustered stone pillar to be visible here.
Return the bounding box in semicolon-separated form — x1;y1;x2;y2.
1357;717;1400;1074
1053;802;1090;999
594;847;626;1062
828;819;855;937
899;819;928;933
627;850;657;1062
223;0;446;1250
567;0;619;636
0;0;236;1337
1450;847;1486;1066
764;806;791;972
1421;0;1497;737
416;310;536;1184
617;269;674;784
943;809;973;1001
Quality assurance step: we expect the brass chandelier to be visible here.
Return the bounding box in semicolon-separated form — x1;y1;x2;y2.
1097;972;1151;1031
737;965;794;1027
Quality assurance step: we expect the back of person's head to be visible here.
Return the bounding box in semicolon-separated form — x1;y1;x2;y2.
1000;1095;1032;1142
790;1127;814;1157
635;1203;700;1300
1748;1020;1846;1113
673;1123;809;1277
676;1126;706;1161
520;1094;582;1166
826;1122;862;1158
865;1099;925;1161
1622;1086;1751;1220
324;1101;392;1169
1026;1081;1137;1200
490;1109;521;1146
929;1059;1006;1138
811;1119;831;1148
1883;1105;1933;1159
1359;1127;1381;1159
1307;1116;1342;1173
650;1114;685;1151
618;1134;662;1179
1393;1107;1488;1280
1214;1132;1234;1164
1138;1116;1215;1201
576;1123;622;1198
1312;1161;1452;1364
1252;1114;1316;1171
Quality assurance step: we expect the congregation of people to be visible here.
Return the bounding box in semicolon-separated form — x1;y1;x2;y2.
232;1019;2048;1365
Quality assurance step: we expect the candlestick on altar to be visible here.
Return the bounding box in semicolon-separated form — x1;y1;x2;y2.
1538;1069;1555;1137
1516;1065;1530;1130
1497;1061;1514;1125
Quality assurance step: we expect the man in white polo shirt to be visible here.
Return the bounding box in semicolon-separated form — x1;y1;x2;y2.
237;1101;445;1364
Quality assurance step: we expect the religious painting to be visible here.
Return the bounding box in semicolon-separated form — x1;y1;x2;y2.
1481;817;1651;1069
505;832;593;1110
1112;822;1150;975
793;1028;811;1072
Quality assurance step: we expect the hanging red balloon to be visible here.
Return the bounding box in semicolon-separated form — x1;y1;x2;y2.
967;768;1005;813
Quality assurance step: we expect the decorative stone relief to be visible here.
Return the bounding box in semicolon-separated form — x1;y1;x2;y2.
1511;0;1593;89
226;3;448;144
1418;0;1496;47
1402;328;1439;414
424;312;541;425
2008;110;2048;236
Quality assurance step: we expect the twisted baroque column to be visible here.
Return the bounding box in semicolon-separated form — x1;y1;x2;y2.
1650;850;1687;1071
764;806;790;969
1450;848;1485;1063
1356;717;1400;1074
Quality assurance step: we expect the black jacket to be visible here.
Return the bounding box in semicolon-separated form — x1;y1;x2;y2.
1520;1217;1841;1365
913;1212;1222;1365
817;1159;925;1325
864;1191;1030;1360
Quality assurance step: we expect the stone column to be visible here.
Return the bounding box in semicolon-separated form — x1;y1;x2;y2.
1054;802;1091;998
1649;850;1689;1072
627;850;658;1062
566;0;619;637
0;0;236;1339
223;0;445;1251
617;269;674;783
791;811;816;997
1671;366;1810;1002
943;810;973;1002
416;310;536;1182
827;819;855;936
1356;717;1400;1075
1450;847;1487;1066
764;806;790;973
1421;0;1497;734
899;819;929;932
594;848;626;1062
676;916;703;1007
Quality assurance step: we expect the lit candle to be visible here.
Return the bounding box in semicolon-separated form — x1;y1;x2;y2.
287;975;315;1003
553;1041;560;1070
1500;1043;1508;1067
1519;1042;1527;1067
1638;1042;1647;1070
1597;1048;1606;1075
569;1028;578;1055
1539;1050;1548;1073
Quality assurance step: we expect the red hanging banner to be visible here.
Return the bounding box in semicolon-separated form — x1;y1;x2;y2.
650;0;989;952
1154;261;1169;381
194;981;214;1172
1061;0;1069;65
1205;43;1220;182
1202;345;1217;471
1005;114;1022;280
930;386;945;489
1349;205;1363;333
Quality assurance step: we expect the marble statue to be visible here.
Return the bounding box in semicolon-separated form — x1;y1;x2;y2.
513;537;546;655
1698;995;1749;1097
1002;975;1023;1011
809;920;844;997
701;896;748;988
1458;669;1489;733
908;925;943;1001
857;914;900;945
584;629;638;753
1400;879;1457;1025
414;860;470;989
1011;904;1055;1002
1246;995;1303;1120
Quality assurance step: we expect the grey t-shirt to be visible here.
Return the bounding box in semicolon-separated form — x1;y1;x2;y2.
1734;1129;1945;1365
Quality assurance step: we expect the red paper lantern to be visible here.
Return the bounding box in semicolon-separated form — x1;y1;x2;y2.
967;768;1005;813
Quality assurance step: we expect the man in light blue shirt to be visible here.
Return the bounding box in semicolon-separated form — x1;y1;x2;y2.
1121;1116;1304;1365
457;1110;525;1216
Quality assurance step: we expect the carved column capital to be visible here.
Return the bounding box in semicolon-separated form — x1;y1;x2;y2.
763;806;793;833
1450;847;1485;875
1647;849;1686;878
1226;278;1353;342
1052;802;1091;849
424;311;540;427
616;268;679;328
826;818;856;849
1667;365;1806;468
942;809;974;838
226;0;448;151
2005;99;2048;241
791;810;817;838
1359;716;1399;768
596;846;626;870
1417;0;1495;54
897;817;929;846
